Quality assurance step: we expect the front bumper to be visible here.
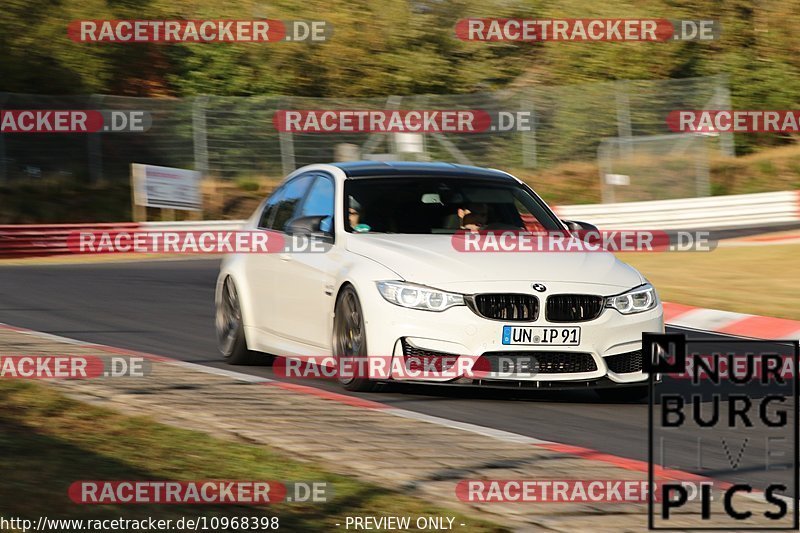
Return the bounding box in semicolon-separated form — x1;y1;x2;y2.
404;376;657;390
359;283;664;385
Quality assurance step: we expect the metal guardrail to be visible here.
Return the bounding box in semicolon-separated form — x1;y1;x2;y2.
555;191;800;230
0;223;141;258
1;190;797;258
0;221;248;258
139;220;245;231
141;192;800;233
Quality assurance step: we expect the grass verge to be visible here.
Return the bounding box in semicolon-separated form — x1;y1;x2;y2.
0;380;505;532
617;244;800;321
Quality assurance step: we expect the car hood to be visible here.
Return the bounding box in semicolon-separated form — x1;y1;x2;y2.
346;234;643;289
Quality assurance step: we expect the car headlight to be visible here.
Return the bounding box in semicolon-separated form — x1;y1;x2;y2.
376;281;464;312
605;283;658;314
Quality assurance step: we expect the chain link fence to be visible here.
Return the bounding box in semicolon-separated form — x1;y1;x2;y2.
0;75;733;202
598;134;713;203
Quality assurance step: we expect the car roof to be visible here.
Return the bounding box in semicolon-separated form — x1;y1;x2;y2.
331;161;516;181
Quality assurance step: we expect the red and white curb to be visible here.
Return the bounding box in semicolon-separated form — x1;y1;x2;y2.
719;231;800;247
663;302;800;340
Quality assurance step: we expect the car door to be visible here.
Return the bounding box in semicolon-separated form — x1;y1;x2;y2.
271;173;339;351
245;174;314;338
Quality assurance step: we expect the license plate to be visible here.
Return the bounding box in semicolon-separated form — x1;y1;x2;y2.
501;325;581;346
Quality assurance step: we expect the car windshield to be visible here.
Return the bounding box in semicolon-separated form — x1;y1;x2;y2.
343;176;562;234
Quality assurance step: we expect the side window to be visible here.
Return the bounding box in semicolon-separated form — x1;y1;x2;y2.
298;175;335;233
514;197;546;232
258;186;287;229
270;175;314;232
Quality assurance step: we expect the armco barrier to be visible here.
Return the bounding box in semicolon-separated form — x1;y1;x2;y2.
0;221;246;258
1;190;798;258
0;223;141;258
139;220;245;232
555;190;800;230
176;193;798;233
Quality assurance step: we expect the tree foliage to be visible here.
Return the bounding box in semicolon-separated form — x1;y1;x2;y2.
1;0;798;152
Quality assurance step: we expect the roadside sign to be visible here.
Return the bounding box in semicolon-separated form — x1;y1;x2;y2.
131;163;201;211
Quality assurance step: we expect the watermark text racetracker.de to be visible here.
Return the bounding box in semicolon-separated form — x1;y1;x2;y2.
67;230;329;254
67;229;715;254
0;110;151;133
273;109;538;133
271;353;613;381
668;110;800;133
69;19;331;43
457;479;715;503
0;355;150;378
454;18;720;42
451;230;716;253
69;480;329;504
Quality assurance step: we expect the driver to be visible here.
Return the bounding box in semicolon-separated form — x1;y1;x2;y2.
443;202;490;230
461;212;486;232
459;203;488;225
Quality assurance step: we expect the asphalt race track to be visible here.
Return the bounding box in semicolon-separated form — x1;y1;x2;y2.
0;259;795;497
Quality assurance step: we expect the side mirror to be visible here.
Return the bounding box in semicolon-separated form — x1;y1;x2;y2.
286;215;331;236
561;219;599;233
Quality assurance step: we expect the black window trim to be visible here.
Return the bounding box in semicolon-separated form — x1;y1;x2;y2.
293;172;336;243
341;174;563;234
257;183;286;230
257;172;315;232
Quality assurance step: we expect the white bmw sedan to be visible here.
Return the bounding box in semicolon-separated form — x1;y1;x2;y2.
216;162;664;400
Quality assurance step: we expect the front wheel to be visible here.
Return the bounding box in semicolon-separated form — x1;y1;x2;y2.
595;385;648;402
333;286;378;392
216;276;273;366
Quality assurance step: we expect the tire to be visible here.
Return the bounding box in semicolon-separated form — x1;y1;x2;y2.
216;276;273;366
595;385;648;402
333;285;377;392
